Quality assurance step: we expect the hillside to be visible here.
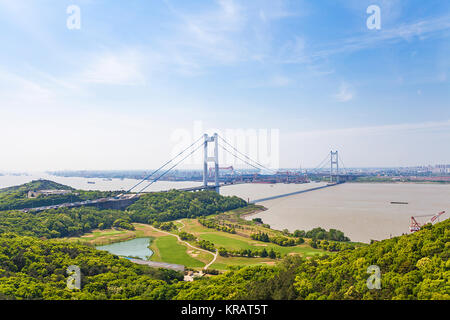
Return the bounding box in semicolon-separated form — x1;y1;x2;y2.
0;180;73;195
0;233;182;300
0;218;447;300
175;218;449;300
0;180;120;211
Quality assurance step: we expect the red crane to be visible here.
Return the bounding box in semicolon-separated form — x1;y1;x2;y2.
410;211;445;233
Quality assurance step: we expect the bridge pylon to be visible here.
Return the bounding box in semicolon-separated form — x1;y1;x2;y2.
330;150;339;183
203;133;220;193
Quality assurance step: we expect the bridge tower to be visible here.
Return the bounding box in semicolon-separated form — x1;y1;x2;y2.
203;133;220;193
330;150;339;183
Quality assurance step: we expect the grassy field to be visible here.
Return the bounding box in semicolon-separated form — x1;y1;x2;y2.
210;256;277;270
64;223;210;270
150;236;206;268
63;206;329;272
177;216;327;272
199;232;324;257
64;223;165;246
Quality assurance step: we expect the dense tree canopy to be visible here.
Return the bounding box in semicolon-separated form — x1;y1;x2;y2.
0;212;448;300
128;190;247;223
0;208;130;238
0;233;182;300
243;219;450;300
0;180;121;211
293;227;350;242
0;189;248;239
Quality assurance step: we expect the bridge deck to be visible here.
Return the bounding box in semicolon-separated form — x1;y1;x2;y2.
250;183;341;203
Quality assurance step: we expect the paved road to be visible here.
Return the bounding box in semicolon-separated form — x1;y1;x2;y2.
204;249;218;270
150;222;217;271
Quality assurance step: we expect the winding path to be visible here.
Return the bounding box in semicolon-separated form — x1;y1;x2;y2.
150;220;218;271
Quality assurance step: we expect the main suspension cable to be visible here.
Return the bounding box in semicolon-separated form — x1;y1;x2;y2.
126;135;204;193
218;142;274;173
136;141;204;194
217;135;276;173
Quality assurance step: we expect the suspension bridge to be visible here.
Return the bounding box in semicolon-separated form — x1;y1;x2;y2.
24;133;356;212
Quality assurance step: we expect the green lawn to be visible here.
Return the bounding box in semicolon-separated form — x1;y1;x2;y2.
151;236;205;268
210;256;276;271
199;232;325;257
82;230;126;239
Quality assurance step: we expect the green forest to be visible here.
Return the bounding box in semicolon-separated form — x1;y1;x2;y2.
0;190;247;239
128;189;247;223
176;219;450;300
0;180;121;211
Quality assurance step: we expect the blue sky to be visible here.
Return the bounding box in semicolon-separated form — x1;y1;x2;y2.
0;0;449;170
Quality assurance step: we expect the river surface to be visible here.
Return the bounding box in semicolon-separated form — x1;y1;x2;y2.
96;237;153;260
0;173;202;192
235;183;450;243
1;173;448;243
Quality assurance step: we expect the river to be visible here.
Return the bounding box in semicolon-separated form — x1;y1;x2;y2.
230;182;450;243
0;173;202;192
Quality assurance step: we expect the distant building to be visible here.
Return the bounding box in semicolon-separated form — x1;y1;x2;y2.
432;164;450;175
27;190;72;198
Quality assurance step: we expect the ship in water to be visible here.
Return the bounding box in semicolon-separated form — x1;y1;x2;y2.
87;181;96;184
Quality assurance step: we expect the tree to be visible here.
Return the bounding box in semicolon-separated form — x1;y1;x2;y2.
218;247;228;257
268;249;276;259
260;248;268;258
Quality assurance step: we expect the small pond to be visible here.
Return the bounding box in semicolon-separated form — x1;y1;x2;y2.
96;237;153;260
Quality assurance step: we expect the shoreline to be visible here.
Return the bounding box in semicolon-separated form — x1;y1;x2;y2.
348;180;450;185
239;205;268;220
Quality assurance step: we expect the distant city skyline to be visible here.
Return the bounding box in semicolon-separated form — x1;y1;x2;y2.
0;1;449;171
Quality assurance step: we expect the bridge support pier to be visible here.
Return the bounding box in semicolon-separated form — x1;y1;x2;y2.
203;133;220;193
330;150;339;183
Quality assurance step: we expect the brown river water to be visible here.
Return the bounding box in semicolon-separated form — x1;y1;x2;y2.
223;182;450;243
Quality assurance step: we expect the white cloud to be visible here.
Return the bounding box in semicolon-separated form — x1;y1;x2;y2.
0;69;56;108
270;75;291;87
160;0;306;73
314;15;450;60
80;50;146;85
334;82;354;102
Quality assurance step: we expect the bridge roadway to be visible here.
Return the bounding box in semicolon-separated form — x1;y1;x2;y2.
250;182;341;204
21;182;235;213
